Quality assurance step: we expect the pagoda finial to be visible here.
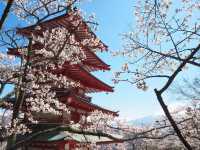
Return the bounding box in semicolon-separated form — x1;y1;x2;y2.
67;0;73;12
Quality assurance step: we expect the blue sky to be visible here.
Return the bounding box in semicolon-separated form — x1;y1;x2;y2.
0;0;192;120
80;0;198;120
80;0;166;120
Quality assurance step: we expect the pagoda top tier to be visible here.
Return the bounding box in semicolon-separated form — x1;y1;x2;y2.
17;10;107;51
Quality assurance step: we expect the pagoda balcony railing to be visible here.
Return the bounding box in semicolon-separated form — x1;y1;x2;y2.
74;94;91;103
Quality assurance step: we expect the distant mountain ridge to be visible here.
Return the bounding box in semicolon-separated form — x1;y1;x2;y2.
129;115;161;127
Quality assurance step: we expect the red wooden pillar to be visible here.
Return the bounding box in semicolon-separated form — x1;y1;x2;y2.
69;140;77;150
57;140;77;150
57;141;66;150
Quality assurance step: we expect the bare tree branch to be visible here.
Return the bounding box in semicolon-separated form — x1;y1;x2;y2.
0;0;14;30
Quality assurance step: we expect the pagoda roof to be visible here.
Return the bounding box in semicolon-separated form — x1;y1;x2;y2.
82;48;110;71
60;94;118;116
29;131;122;144
60;64;113;93
17;11;108;51
16;128;122;145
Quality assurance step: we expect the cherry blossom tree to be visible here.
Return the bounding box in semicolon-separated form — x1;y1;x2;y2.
0;0;124;149
1;0;200;149
113;0;200;149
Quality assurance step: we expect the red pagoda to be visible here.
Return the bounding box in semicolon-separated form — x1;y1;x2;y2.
8;9;121;150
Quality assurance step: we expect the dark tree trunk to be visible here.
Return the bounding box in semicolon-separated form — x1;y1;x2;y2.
154;89;192;150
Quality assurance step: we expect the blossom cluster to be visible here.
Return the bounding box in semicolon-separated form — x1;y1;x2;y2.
32;27;87;65
0;0;126;148
113;0;200;91
0;52;19;85
13;0;67;23
84;110;116;133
